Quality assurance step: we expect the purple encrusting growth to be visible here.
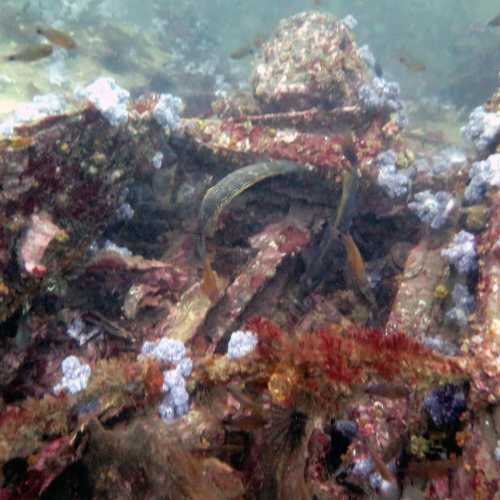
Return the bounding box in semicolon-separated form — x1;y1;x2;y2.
141;337;192;422
461;105;500;152
408;190;455;229
424;384;466;430
431;147;467;177
441;230;477;274
358;77;403;114
464;154;500;203
445;283;475;328
152;94;184;132
159;367;191;421
376;150;412;199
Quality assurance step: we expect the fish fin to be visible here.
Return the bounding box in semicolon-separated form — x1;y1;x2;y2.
343;233;365;283
201;257;220;302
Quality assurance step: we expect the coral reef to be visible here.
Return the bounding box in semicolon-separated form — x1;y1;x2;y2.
0;10;499;500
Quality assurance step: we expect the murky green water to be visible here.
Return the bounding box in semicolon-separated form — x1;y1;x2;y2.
0;0;498;116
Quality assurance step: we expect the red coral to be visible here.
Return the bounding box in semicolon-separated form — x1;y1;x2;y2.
245;317;286;361
316;330;361;384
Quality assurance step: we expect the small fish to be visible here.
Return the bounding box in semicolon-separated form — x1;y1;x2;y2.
230;45;256;60
343;233;377;308
488;13;500;27
230;33;267;60
398;54;426;73
36;27;77;49
5;43;53;62
374;60;383;78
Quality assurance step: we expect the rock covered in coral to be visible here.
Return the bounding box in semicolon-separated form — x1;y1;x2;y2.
251;11;370;112
0;94;66;138
17;213;68;277
0;94;180;322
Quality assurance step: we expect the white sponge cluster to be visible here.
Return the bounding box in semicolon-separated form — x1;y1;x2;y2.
54;355;91;395
75;77;130;126
153;94;184;133
141;337;192;422
227;330;258;359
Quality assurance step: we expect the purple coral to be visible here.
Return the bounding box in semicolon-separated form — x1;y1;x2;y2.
464;154;500;203
376;150;411;199
408;190;455;229
358;77;403;113
441;231;477;274
461;105;500;153
424;384;466;430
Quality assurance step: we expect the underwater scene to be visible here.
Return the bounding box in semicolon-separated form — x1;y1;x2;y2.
0;0;499;498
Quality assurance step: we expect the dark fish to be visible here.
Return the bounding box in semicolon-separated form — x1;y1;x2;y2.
199;160;305;247
230;45;256;60
199;160;304;301
334;163;358;233
374;60;383;77
487;13;500;27
230;33;267;59
36;27;77;49
6;43;53;62
398;54;426;73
